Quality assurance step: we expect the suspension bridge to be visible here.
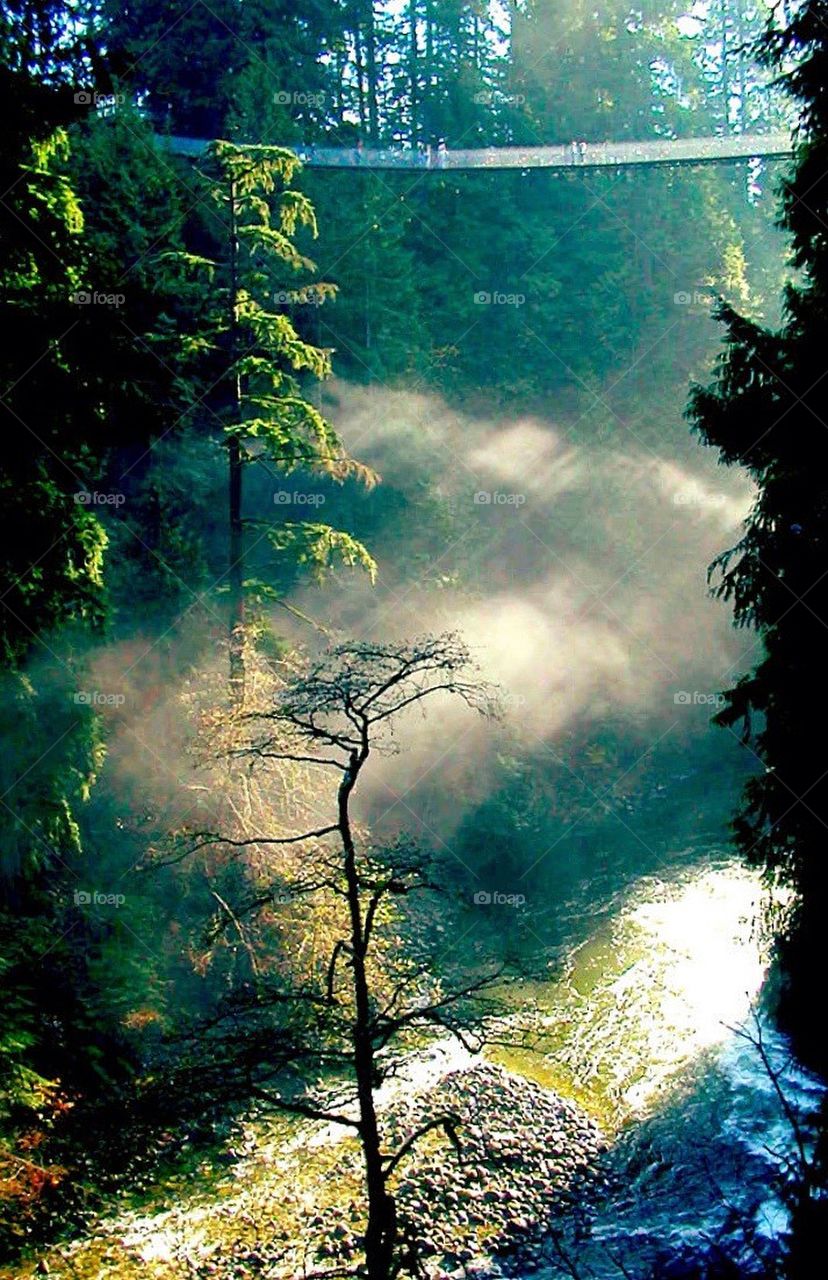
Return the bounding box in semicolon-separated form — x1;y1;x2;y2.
165;131;792;171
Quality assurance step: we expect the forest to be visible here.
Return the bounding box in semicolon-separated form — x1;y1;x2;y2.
2;1;828;1278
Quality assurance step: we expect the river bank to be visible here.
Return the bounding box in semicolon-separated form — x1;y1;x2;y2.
13;1057;607;1280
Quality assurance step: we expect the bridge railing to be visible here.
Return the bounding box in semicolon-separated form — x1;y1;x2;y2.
163;132;793;170
290;133;793;169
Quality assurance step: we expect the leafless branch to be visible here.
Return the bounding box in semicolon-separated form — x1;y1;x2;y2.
383;1112;462;1180
152;823;339;866
249;1086;360;1130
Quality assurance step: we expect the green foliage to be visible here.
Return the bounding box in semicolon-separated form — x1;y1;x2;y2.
688;1;828;1067
0;98;108;659
186;141;377;608
0;52;203;1212
265;522;378;582
0;1;807;1265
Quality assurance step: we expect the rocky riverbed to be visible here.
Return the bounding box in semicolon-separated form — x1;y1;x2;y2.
382;1062;610;1277
258;1061;610;1278
29;1058;610;1280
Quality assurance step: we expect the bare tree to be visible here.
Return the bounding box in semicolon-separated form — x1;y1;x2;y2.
165;633;500;1279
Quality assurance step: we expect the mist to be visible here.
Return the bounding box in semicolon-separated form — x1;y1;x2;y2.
244;382;755;827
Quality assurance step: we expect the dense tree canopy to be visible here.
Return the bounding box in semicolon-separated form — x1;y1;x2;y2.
1;2;820;1276
689;0;828;1072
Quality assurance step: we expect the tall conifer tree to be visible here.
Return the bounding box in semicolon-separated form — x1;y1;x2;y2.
689;0;828;1069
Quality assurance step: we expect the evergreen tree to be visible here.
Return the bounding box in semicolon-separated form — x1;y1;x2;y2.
191;142;376;695
68;107;220;623
103;0;347;140
0;38;112;1236
0;17;212;1226
303;168;426;381
688;0;828;1071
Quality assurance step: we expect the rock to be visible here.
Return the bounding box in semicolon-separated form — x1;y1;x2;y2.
258;1059;609;1280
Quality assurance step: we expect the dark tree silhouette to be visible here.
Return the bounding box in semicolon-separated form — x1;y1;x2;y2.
166;634;500;1279
688;0;828;1075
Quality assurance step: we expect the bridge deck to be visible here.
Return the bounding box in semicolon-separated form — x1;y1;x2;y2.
165;132;792;171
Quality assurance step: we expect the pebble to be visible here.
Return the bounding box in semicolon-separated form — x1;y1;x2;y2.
179;1062;608;1280
305;1062;609;1278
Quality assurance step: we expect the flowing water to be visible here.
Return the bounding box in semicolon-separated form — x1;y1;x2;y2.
495;854;825;1277
498;858;768;1124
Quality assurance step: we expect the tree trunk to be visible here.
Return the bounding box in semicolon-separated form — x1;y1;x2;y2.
364;0;380;144
338;746;396;1279
735;0;748;133
424;0;434;142
227;176;245;701
353;4;367;135
335;47;346;126
409;0;419;145
228;433;244;698
719;0;731;134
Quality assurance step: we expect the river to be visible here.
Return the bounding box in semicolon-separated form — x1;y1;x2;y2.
495;854;825;1277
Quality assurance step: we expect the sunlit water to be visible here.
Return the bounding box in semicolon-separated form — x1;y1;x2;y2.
495;856;825;1277
384;856;821;1275
490;859;766;1124
294;855;813;1275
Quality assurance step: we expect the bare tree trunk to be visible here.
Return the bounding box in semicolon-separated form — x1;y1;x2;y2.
228;435;244;698
720;0;731;134
409;0;419;145
364;0;380;144
735;0;747;133
335;47;346;126
353;5;367;135
424;0;434;142
227;176;245;701
339;744;396;1279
